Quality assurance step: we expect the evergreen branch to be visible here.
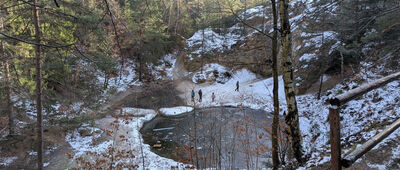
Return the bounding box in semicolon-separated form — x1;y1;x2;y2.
0;31;74;48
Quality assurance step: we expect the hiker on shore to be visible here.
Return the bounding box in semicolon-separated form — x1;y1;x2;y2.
191;89;195;102
198;89;203;102
235;81;239;92
211;92;215;102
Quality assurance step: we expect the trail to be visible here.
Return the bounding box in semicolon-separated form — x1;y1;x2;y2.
171;51;196;97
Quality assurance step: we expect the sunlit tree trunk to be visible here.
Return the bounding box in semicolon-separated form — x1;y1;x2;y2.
1;21;15;136
278;0;303;163
270;0;280;168
1;14;14;136
33;0;44;169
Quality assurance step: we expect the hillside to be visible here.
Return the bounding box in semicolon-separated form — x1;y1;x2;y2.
0;0;399;169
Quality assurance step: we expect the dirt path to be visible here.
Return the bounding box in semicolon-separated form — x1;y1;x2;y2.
99;86;144;115
171;51;196;93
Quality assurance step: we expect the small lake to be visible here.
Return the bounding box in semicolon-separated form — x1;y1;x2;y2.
140;106;275;169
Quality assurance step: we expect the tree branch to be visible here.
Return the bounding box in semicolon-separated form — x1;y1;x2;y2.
103;0;122;53
229;7;273;39
0;31;74;48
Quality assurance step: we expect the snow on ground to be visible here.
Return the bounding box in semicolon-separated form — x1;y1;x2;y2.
296;64;400;168
153;52;177;80
97;60;141;93
301;31;337;48
192;63;230;84
0;157;18;167
67;108;188;169
299;53;317;62
118;107;157;117
182;68;287;112
186;27;243;60
240;5;268;20
66;128;112;158
159;106;194;116
186;5;267;61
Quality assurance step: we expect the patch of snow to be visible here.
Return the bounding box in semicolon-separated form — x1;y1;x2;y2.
0;156;18;167
299;53;317;62
192;63;230;84
97;60;140;93
118;108;157;116
296;45;302;50
186;25;247;60
28;151;37;156
66;129;112;157
366;163;386;170
302;31;338;48
159;106;194;116
153;52;178;80
240;5;267;20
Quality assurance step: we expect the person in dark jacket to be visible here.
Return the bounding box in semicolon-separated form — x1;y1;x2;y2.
211;92;215;102
191;89;195;102
235;81;239;92
198;89;202;102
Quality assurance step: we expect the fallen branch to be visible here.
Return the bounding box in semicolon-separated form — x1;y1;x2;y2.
342;118;400;167
329;71;400;106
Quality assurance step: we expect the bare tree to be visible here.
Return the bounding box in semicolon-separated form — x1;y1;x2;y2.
270;0;280;168
278;0;303;164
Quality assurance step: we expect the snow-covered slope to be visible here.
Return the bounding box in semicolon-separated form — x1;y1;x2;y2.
297;62;400;168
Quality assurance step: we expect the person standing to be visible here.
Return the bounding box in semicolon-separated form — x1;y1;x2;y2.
198;89;202;102
211;92;215;102
235;81;239;92
191;89;195;102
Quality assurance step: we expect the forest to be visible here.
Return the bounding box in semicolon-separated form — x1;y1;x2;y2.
0;0;399;169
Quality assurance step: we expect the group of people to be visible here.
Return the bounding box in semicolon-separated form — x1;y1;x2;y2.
190;81;240;103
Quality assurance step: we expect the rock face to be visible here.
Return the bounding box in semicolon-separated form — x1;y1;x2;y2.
179;9;276;78
225;33;273;77
182;31;273;77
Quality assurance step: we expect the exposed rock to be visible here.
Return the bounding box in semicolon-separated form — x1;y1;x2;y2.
182;32;274;77
78;126;103;137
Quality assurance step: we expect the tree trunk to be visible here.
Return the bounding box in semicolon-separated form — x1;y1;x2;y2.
138;16;144;82
317;73;323;100
200;28;205;74
1;15;14;136
340;49;344;78
270;0;280;169
278;0;303;164
138;55;142;81
175;0;180;34
4;60;14;135
33;0;43;169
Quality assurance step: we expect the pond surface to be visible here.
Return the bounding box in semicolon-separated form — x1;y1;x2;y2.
140;107;275;169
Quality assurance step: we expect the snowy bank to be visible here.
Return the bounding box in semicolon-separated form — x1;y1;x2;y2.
67;108;188;169
159;106;194;116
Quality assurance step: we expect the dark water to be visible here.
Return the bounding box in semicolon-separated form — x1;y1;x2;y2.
140;107;275;169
